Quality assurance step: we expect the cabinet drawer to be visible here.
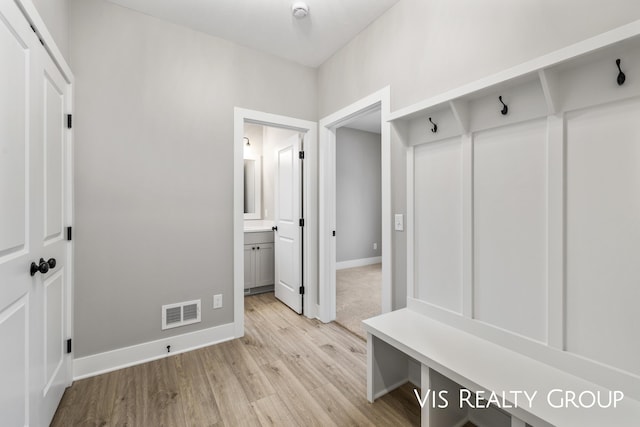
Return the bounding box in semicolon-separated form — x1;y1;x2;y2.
244;231;274;245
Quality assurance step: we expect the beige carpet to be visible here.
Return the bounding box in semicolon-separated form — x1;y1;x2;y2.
335;263;382;340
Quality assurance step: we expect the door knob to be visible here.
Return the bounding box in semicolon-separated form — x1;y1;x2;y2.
30;258;49;276
272;226;278;231
29;258;56;276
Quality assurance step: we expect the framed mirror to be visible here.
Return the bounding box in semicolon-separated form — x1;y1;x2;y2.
244;156;262;219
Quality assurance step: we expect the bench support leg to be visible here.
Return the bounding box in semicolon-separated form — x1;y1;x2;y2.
367;333;409;402
421;365;431;427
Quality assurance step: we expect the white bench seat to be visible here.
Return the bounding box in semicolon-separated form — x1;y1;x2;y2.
363;308;640;427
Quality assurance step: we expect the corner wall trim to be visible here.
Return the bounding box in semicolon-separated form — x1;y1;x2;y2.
336;256;382;270
73;322;235;380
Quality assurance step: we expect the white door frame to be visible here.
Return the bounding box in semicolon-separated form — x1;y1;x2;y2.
318;87;392;323
233;108;318;337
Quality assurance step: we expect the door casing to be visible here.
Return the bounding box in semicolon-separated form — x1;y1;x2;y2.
233;108;317;337
318;87;392;323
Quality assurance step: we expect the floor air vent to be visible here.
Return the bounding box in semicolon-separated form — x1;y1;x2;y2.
162;299;201;330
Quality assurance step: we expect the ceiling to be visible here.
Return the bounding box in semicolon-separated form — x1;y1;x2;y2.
107;0;400;67
343;108;381;134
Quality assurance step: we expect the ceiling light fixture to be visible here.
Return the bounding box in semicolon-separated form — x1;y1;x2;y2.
292;2;309;19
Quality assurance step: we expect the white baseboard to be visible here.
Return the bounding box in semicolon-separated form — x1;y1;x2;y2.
336;256;382;270
73;322;236;380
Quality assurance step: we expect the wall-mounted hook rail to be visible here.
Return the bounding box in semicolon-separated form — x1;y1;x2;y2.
616;59;626;86
428;117;438;133
499;96;508;115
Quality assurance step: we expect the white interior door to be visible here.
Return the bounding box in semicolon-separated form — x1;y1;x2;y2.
0;2;71;425
38;44;70;425
274;134;302;313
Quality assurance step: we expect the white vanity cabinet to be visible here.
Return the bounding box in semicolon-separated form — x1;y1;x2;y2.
244;231;275;292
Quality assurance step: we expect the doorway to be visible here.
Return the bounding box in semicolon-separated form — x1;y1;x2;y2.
233;108;317;337
318;87;392;324
242;123;305;313
334;114;383;338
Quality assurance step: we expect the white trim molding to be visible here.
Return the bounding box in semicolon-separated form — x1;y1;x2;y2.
73;323;235;380
318;87;392;323
336;256;382;270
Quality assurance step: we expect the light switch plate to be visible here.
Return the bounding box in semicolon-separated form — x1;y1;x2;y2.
394;214;404;231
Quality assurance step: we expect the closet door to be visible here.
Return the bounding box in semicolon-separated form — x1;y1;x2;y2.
0;3;41;425
0;2;71;425
38;44;71;426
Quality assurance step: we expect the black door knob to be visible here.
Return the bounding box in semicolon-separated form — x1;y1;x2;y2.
272;226;278;231
30;258;49;276
47;258;56;269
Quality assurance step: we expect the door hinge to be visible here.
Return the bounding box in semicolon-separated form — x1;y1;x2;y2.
299;151;304;160
67;226;72;241
29;25;44;46
299;218;304;227
67;114;72;129
299;286;305;295
66;339;72;354
332;230;336;236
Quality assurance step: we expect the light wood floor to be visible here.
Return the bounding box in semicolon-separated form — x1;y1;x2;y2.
51;293;420;426
336;263;382;339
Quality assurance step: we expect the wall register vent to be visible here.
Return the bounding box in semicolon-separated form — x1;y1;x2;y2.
161;299;201;330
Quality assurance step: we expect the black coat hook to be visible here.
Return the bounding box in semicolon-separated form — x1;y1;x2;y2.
498;96;508;115
616;59;626;86
428;117;438;133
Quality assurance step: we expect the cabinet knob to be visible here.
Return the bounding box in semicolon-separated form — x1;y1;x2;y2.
257;246;260;250
272;226;278;231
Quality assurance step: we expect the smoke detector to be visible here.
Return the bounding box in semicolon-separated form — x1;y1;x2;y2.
292;2;309;19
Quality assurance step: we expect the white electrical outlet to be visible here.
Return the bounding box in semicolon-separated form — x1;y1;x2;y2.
213;294;223;309
373;242;378;250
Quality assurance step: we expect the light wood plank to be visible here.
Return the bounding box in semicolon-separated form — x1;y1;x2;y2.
220;337;276;403
261;359;336;427
309;382;374;426
251;394;299;427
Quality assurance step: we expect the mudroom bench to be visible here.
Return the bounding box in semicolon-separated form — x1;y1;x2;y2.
364;309;640;427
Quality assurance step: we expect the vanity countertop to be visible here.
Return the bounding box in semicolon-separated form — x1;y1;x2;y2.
244;220;275;233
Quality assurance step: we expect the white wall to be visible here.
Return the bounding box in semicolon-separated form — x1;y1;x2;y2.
69;0;316;358
318;0;640;116
317;0;640;309
336;127;381;262
30;0;69;60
